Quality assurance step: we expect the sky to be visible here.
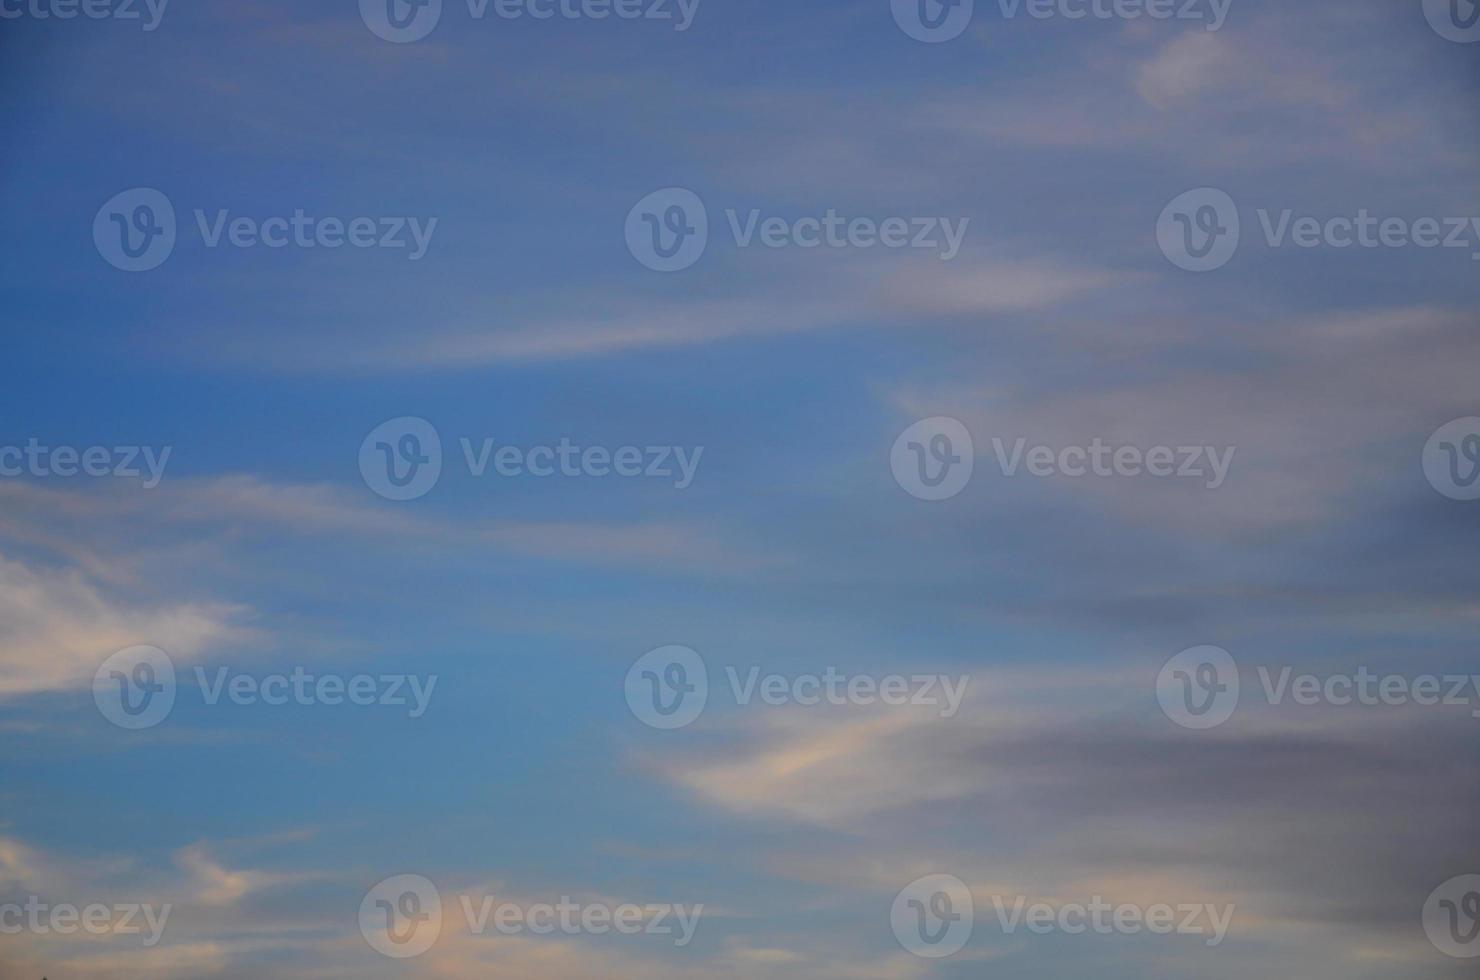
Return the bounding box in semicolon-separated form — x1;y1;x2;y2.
1;0;1479;977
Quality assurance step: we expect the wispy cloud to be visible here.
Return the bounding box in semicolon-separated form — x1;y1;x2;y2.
0;551;244;696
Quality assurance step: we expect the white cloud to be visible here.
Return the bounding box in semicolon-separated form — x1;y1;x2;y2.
0;552;243;697
1135;32;1236;109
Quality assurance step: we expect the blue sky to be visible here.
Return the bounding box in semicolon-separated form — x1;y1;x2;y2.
2;0;1480;977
